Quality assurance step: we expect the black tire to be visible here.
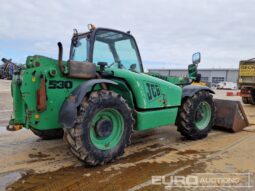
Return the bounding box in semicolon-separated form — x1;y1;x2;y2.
176;91;215;140
242;97;249;104
64;90;134;166
30;128;64;140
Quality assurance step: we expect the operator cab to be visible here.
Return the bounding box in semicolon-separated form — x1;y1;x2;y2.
70;28;143;73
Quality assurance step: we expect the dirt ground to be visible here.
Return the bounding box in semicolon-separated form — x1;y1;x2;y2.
0;79;254;191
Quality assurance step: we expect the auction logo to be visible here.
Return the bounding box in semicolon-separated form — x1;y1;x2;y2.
151;173;252;189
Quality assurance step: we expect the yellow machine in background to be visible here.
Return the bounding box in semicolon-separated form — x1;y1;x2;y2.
238;58;255;104
192;81;207;86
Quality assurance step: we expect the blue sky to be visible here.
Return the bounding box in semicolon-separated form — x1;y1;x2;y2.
1;0;255;69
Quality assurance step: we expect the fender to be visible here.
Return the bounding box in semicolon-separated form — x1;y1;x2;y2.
59;79;117;128
182;85;215;98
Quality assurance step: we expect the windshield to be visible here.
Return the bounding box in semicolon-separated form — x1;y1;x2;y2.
70;36;88;62
93;30;142;72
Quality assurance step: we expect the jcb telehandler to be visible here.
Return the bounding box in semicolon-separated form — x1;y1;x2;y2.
6;25;247;165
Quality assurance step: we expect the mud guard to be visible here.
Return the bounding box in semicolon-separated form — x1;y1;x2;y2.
59;79;117;129
182;85;215;98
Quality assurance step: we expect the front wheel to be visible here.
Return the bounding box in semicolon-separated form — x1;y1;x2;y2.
176;91;215;140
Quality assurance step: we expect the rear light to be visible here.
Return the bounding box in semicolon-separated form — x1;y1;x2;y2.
37;76;47;112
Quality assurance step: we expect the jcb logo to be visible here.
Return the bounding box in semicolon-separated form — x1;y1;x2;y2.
145;82;161;101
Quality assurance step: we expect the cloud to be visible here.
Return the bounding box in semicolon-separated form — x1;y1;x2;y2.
0;0;255;69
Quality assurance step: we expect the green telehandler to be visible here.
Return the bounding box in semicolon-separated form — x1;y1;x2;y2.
6;25;246;165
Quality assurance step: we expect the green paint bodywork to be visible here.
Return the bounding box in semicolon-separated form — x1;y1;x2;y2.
148;62;198;86
135;108;178;131
148;72;190;86
10;55;182;132
9;77;25;125
110;69;182;109
11;56;84;130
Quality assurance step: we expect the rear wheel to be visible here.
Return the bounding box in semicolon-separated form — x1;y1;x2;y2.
30;128;64;140
64;90;134;166
176;91;215;140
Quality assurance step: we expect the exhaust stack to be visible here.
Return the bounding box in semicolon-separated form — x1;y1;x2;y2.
57;42;64;73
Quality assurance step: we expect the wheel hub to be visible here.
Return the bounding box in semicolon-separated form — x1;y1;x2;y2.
90;108;124;150
195;101;212;130
95;119;113;137
195;110;204;121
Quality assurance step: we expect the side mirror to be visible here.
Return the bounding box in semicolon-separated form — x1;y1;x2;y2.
192;52;201;65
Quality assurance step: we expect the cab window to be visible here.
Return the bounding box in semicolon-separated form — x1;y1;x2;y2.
92;30;142;72
71;37;88;62
115;39;141;72
93;41;115;64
